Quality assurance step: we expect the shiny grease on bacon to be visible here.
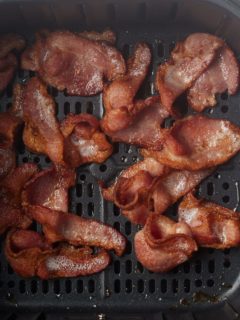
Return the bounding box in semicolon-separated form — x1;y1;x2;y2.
5;229;110;278
134;215;197;272
21;30;126;96
179;193;240;249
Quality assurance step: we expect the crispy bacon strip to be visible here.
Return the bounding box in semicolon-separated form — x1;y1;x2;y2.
141;115;240;170
38;245;110;279
0;163;38;234
60;113;112;167
156;33;224;113
0;34;25;92
26;205;126;256
179;193;240;248
102;157;212;225
21;30;126;96
187;45;239;111
16;77;64;164
101;43;152;134
22;165;75;212
5;229;110;278
134;215;197;272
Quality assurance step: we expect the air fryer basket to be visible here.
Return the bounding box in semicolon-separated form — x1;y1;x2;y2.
1;0;240;319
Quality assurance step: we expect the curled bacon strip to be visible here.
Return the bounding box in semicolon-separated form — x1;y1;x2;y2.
26;205;126;256
179;193;240;249
101;42;152;134
21;30;126;96
141;115;240;170
108;97;170;150
22;165;76;212
134;215;197;272
14;77;64;164
0;163;38;234
61;113;113;167
0;34;25;92
102;157;212;225
156;33;224;113
5;229;110;278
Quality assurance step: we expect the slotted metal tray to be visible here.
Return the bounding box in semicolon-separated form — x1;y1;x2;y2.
1;0;240;319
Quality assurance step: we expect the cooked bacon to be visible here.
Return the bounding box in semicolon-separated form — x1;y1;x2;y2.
0;163;38;234
5;229;110;278
102;157;211;225
79;30;116;44
179;193;240;249
37;245;110;279
17;77;64;164
21;30;126;96
108;97;170;149
134;215;197;272
60;113;112;167
156;33;224;113
22;165;75;212
188;46;239;111
26;205;126;256
0;112;22;147
141;115;240;170
101;43;151;134
0;111;22;178
0;147;15;180
0;34;25;92
102;157;167;202
148;167;214;214
0;34;26;59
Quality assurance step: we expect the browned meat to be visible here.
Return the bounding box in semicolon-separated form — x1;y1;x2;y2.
61;113;113;167
21;30;126;96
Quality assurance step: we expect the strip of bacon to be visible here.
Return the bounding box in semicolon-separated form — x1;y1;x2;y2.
15;77;64;164
134;215;197;272
26;205;126;256
22;165;75;212
0;111;23;178
5;229;110;278
102;157;212;225
0;163;38;234
156;33;224;113
0;34;25;92
101;43;152;134
141;115;240;170
108;97;170;149
187;45;239;111
60;113;112;167
179;193;240;249
21;30;126;96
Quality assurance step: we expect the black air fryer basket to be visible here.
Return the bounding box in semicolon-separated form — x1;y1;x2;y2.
1;0;240;319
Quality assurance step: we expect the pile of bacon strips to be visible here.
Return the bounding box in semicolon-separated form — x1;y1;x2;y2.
0;29;240;279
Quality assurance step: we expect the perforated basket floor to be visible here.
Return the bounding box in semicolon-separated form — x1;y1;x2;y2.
1;25;240;320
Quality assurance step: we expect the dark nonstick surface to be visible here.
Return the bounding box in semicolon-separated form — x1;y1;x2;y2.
1;1;240;319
